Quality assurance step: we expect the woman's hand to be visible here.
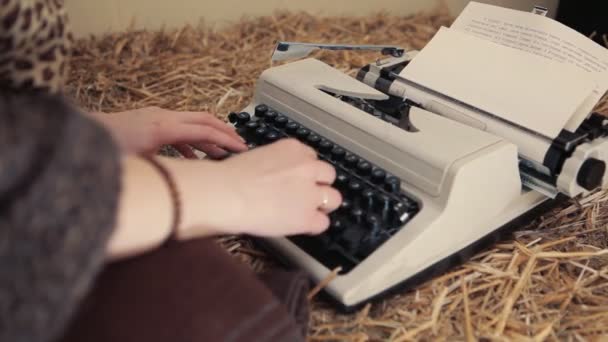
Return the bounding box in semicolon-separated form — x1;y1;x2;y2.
106;138;343;260
168;138;343;239
89;107;248;158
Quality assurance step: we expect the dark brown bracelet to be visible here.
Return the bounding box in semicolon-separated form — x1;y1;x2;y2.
144;156;181;242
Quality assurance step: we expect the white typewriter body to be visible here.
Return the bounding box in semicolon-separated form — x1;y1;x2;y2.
235;56;580;310
223;1;608;311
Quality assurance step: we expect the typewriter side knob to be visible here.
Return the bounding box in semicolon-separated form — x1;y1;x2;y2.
557;139;608;197
576;158;605;191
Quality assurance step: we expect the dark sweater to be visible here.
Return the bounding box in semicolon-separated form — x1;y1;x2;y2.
0;92;121;342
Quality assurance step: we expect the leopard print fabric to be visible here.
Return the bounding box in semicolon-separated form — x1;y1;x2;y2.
0;0;73;94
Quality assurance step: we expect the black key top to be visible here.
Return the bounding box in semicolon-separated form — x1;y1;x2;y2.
255;104;268;117
306;134;321;147
385;176;401;192
285;122;299;134
371;169;386;184
350;208;364;224
366;214;381;232
356;161;372;176
255;127;268;143
361;189;375;210
228;112;239;123
347;180;363;197
245;121;259;130
296;128;310;140
391;201;410;223
319;140;333;154
340;199;352;212
265;131;280;143
334;172;349;190
329;217;346;235
331;147;346;161
376;193;391;220
237;112;250;125
264;110;277;122
274;115;288;128
344;154;359;168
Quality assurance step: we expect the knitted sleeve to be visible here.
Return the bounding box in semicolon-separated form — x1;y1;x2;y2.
0;93;122;342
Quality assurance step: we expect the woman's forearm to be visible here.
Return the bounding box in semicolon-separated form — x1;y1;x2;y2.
105;155;233;261
105;155;174;261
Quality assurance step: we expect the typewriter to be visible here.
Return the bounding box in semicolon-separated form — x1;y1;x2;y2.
225;38;608;311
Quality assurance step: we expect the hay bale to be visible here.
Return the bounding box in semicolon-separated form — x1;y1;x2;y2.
67;6;608;341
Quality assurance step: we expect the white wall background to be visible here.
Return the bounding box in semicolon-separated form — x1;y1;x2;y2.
65;0;560;37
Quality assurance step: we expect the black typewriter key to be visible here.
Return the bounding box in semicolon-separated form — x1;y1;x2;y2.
265;131;280;143
254;127;268;143
228;112;239;124
264;110;277;122
371;169;386;184
340;199;352;212
347;180;363;196
391;201;410;223
274;115;288;128
376;194;391;220
385;176;401;192
361;189;375;210
334;172;349;189
356;161;372;176
329;217;345;234
344;154;359;168
366;214;382;233
330;147;346;161
236;112;251;125
245;121;259;130
306;134;321;147
350;208;364;224
285;122;299;134
254;104;268;117
319;140;333;154
296;128;310;140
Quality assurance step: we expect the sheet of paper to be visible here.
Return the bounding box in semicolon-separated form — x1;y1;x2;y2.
450;1;608;127
399;26;596;138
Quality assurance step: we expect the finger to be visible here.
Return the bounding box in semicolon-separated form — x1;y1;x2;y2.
306;212;331;235
311;160;337;185
173;144;198;159
318;186;342;213
191;143;230;159
165;124;248;153
179;111;245;140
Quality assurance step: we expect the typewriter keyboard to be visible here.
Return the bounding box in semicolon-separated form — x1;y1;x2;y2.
228;104;420;273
